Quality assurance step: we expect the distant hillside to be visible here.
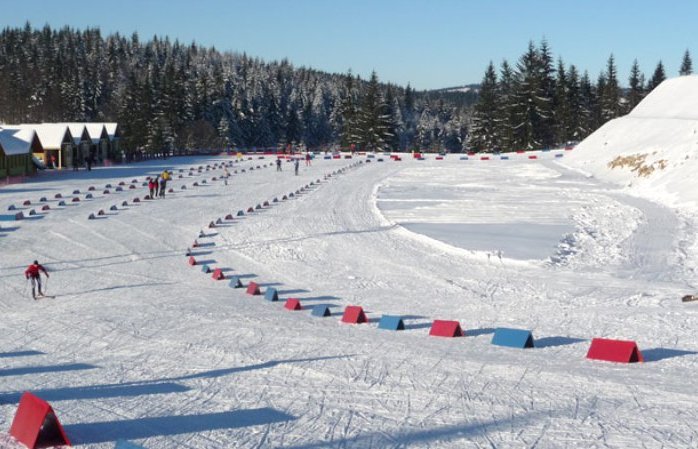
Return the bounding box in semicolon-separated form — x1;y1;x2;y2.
0;24;472;156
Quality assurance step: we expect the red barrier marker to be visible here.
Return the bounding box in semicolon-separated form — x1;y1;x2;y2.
9;392;71;449
284;298;302;311
342;306;367;324
246;281;261;295
429;320;463;337
586;338;644;363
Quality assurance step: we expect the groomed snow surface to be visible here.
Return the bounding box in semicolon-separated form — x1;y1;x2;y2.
1;151;698;449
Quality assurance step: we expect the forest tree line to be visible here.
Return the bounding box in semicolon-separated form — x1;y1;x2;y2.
468;40;693;152
0;24;474;159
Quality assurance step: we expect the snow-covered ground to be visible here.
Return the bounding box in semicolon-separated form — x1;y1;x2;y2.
1;145;698;448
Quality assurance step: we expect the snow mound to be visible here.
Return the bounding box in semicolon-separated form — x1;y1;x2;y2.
565;75;698;208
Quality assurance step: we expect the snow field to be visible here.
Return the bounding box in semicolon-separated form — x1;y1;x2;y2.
1;154;698;448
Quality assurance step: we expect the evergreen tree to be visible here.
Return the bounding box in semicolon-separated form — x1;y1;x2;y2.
566;64;584;140
578;71;596;137
469;61;499;151
496;60;516;151
680;50;693;75
511;41;549;150
553;58;572;144
536;39;556;147
601;54;622;122
647;61;666;92
338;72;359;148
217;116;231;148
357;71;391;151
627;59;645;111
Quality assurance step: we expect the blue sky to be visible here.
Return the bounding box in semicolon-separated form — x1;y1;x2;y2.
3;0;698;90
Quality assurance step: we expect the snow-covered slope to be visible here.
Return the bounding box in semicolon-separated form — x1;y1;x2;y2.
566;75;698;208
2;153;698;448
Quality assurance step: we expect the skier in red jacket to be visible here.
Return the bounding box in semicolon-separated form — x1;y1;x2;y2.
25;260;49;299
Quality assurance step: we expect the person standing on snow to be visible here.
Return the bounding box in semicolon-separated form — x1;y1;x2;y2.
153;175;160;198
159;175;167;198
160;170;170;194
294;158;299;175
276;158;282;172
148;177;156;198
223;167;230;185
305;152;311;166
25;260;49;299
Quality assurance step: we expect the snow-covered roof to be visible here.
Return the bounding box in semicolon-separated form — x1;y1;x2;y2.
104;123;118;139
85;123;107;144
61;123;89;145
0;127;38;156
17;124;72;150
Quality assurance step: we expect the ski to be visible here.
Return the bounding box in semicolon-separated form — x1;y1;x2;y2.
34;295;55;300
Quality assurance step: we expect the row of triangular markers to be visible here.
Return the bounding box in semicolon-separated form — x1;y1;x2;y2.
183;162;644;366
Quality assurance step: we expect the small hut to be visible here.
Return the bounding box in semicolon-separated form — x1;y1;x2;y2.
62;123;91;168
0;127;42;179
19;124;74;169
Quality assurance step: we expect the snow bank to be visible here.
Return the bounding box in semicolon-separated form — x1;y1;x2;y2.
565;75;698;208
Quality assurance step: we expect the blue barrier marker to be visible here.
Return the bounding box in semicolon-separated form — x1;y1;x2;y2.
500;156;509;160
229;276;243;288
378;315;405;331
264;287;279;302
311;305;331;317
491;327;534;349
201;264;211;274
555;153;564;158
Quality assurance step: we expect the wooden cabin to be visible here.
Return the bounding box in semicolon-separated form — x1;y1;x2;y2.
0;127;41;178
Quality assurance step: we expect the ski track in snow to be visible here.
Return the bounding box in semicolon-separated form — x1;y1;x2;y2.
1;155;698;448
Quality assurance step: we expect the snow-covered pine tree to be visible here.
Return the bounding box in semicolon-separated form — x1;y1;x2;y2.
338;72;359;149
217;116;231;149
357;71;390;151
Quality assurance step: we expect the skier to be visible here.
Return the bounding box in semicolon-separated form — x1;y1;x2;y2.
25;260;49;300
159;175;167;198
276;158;282;172
223;167;230;185
148;177;156;198
294;158;299;175
305;152;311;166
153;175;160;197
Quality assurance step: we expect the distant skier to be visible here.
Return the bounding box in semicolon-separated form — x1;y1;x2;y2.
148;177;157;198
223;167;230;185
159;175;167;198
25;260;49;300
276;158;282;172
305;152;311;166
294;158;299;175
153;175;160;197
